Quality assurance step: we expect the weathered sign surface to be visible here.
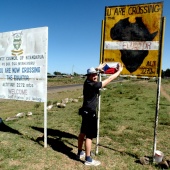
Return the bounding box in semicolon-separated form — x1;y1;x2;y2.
0;27;48;102
103;2;163;76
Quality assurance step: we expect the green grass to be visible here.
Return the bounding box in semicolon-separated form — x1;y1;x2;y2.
0;79;170;169
47;77;84;87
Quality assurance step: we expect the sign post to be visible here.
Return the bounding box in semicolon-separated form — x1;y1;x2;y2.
97;2;165;157
0;27;48;148
96;20;105;154
153;16;166;162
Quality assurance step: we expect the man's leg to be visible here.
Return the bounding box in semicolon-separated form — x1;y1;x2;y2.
77;133;86;159
85;137;92;157
84;137;101;166
78;133;85;150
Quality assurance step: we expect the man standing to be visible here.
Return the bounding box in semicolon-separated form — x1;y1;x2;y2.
77;63;123;166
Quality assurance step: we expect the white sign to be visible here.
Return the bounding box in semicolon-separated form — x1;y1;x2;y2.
0;27;48;102
104;41;159;50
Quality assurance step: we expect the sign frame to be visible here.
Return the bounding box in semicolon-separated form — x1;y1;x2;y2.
102;2;163;77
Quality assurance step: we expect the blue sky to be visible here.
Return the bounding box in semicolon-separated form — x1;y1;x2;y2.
0;0;169;74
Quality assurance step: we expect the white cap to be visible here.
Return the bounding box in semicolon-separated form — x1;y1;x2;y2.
85;67;97;75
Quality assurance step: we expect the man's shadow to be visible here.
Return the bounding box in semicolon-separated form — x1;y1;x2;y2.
0;119;21;135
31;126;82;162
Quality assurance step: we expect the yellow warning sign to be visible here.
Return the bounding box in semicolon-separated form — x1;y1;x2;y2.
103;2;163;77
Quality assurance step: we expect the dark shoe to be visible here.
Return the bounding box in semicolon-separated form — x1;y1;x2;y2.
76;151;85;160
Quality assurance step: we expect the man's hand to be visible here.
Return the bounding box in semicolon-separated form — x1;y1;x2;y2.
117;63;123;72
95;63;106;73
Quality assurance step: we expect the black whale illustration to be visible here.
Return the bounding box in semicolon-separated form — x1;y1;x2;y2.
110;17;158;73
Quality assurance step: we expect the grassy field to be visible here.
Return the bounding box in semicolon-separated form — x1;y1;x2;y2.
0;78;170;170
47;77;85;87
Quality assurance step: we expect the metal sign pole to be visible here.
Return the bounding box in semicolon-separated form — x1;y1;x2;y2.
96;73;101;154
44;102;47;148
152;17;165;162
96;20;105;154
44;28;48;148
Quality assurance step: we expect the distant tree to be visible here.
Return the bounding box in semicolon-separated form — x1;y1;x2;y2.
161;70;165;78
61;73;68;75
164;69;170;77
73;72;79;76
54;71;62;75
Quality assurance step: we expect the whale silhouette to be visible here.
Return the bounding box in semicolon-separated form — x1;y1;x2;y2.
110;17;158;73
